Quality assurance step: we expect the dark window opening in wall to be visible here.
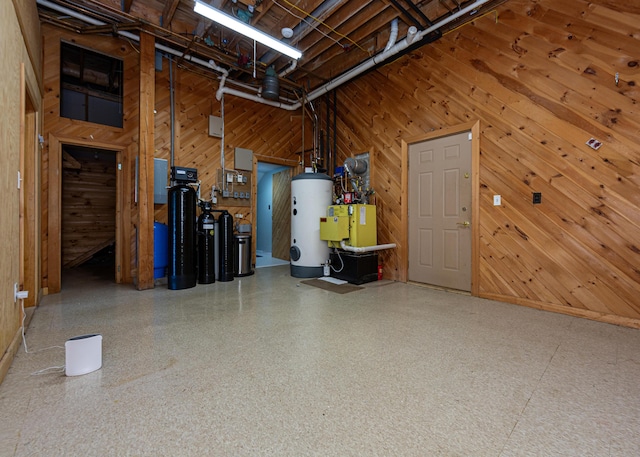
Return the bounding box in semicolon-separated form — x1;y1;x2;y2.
60;42;124;128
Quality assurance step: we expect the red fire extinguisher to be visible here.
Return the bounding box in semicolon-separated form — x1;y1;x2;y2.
377;264;383;280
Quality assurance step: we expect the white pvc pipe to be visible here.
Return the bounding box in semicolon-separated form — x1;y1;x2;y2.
217;86;299;110
384;18;399;52
300;0;490;107
406;26;418;44
340;241;397;253
37;0;490;111
278;59;297;78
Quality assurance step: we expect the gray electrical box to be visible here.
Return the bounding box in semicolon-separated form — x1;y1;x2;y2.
135;157;169;204
154;158;168;204
208;115;223;138
235;147;253;171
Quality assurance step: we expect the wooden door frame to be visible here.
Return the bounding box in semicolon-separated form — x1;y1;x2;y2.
400;121;480;295
47;135;125;293
20;64;40;308
252;155;300;266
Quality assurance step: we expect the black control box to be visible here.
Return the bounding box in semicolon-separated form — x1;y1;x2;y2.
171;166;198;184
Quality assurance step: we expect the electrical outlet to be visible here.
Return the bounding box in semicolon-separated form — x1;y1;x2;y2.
532;192;542;204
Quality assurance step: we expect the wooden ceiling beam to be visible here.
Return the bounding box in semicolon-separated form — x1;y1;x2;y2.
122;0;134;13
161;0;181;26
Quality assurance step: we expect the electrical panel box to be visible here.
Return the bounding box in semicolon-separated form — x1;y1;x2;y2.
153;158;168;204
208;115;223;138
215;168;252;207
234;147;253;171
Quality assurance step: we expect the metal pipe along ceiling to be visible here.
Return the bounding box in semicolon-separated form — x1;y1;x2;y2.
37;0;491;111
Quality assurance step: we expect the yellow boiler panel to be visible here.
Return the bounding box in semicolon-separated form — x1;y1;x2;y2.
320;214;349;242
348;204;377;247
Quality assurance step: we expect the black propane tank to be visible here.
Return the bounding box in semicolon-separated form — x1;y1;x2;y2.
168;184;197;290
197;200;216;284
217;210;234;282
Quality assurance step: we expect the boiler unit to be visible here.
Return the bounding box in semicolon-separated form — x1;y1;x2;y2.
320;204;377;249
320;204;379;285
317;156;396;284
290;173;333;278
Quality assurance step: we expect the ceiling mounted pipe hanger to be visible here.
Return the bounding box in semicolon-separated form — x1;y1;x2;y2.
216;0;492;109
37;0;492;111
387;0;424;29
399;0;434;27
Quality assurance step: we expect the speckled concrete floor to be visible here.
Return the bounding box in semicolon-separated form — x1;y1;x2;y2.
1;265;639;456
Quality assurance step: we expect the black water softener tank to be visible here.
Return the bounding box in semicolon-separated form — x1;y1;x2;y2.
168;184;197;290
217;210;234;282
197;201;216;284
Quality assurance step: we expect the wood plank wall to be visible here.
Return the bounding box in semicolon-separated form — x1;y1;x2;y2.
1;0;42;384
42;24;307;290
40;0;639;327
152;57;306;232
334;0;640;327
42;24;140;291
61;150;116;268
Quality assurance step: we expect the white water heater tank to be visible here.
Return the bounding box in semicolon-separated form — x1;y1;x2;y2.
290;173;333;278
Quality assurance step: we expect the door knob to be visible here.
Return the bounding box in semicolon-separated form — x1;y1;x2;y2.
456;221;470;227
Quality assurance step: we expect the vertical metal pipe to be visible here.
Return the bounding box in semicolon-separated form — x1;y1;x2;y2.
332;90;337;174
169;56;175;169
221;93;226;190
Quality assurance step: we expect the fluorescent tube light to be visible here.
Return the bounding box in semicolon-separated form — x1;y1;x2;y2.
194;0;302;60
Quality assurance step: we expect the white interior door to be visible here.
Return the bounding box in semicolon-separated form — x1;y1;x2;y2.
408;131;472;291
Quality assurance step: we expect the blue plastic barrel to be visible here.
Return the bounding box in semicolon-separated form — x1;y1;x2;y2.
154;222;168;279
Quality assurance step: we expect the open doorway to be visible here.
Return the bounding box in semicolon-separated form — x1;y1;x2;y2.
256;162;292;268
61;145;118;283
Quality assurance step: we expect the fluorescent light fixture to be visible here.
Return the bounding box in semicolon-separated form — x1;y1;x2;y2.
194;0;302;60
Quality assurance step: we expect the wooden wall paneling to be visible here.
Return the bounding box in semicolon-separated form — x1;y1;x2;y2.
137;32;155;290
335;0;640;327
19;63;40;308
10;0;42;92
61;151;117;268
42;24;140;288
47;134;62;294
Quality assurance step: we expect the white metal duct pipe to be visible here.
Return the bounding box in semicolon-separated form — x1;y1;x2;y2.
340;241;397;253
37;0;103;25
216;86;299;110
384;18;399;52
37;0;490;111
37;0;224;74
300;0;491;107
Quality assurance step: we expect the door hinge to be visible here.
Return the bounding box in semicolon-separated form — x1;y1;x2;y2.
118;163;122;170
468;132;472;141
17;171;22;189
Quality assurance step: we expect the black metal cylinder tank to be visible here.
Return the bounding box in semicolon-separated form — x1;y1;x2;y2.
168;184;197;290
218;211;234;282
197;201;216;284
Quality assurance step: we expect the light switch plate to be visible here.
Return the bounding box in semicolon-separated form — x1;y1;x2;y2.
493;195;501;206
